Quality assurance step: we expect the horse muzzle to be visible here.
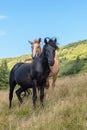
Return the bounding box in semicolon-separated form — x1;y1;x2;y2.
48;60;54;66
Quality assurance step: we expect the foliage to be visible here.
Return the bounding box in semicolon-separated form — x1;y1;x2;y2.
59;56;84;77
0;60;9;89
56;39;87;76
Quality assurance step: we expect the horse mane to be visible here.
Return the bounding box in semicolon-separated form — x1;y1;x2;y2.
44;37;58;49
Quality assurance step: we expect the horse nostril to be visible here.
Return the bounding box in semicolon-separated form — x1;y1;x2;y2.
50;61;54;66
48;60;54;66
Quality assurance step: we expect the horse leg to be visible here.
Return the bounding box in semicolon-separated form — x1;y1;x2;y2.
45;78;50;89
32;82;37;109
52;74;57;88
22;89;32;98
16;87;25;106
22;90;27;97
40;83;45;108
29;89;32;95
22;89;29;97
9;81;16;108
45;79;50;99
26;89;32;96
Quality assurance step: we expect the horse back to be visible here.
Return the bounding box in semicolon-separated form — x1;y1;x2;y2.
9;62;25;83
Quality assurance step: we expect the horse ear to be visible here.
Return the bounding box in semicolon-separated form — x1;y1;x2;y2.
44;38;48;44
28;40;33;44
54;38;57;43
38;38;41;43
54;38;58;49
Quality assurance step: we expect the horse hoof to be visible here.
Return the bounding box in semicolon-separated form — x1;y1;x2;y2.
33;105;36;110
41;104;44;109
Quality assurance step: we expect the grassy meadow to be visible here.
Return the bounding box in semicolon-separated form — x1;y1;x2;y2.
0;74;87;130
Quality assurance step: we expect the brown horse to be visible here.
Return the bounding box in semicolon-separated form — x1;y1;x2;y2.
28;38;59;89
24;38;42;62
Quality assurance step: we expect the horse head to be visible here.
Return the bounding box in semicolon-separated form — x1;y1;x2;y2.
44;37;58;66
28;38;42;59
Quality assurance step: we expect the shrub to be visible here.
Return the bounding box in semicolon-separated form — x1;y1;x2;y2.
0;60;9;89
59;56;84;77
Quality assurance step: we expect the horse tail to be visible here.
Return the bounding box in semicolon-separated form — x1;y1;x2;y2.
9;68;16;108
9;62;24;108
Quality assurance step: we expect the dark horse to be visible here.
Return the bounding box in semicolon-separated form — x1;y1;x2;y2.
9;37;58;108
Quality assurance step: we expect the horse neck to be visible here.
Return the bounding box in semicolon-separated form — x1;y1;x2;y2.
39;48;48;64
38;50;50;75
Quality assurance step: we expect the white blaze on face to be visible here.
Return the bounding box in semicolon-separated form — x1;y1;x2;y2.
32;43;38;58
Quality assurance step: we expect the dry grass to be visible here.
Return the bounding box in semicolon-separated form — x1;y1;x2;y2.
0;73;87;130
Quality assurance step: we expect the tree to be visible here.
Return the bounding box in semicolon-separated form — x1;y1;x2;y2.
0;60;9;89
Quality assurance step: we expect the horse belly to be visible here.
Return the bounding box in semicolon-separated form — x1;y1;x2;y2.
17;78;33;88
15;71;33;87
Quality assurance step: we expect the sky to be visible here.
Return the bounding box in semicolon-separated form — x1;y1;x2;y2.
0;0;87;58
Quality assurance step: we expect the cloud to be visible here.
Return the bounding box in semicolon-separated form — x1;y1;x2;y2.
0;15;8;20
0;30;7;36
0;15;7;36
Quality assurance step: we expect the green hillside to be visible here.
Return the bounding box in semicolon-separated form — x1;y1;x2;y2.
57;39;87;60
56;39;87;76
0;54;32;69
0;39;87;76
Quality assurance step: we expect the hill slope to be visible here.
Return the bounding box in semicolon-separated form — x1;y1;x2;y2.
0;54;31;69
56;39;87;76
57;39;87;60
0;39;87;76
